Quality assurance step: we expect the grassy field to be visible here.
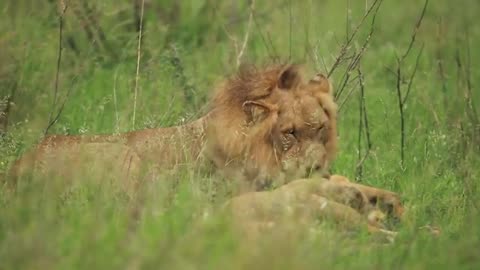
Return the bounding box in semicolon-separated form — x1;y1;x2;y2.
1;0;480;269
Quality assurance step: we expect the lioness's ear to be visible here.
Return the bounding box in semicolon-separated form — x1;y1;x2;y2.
278;65;301;89
243;100;274;124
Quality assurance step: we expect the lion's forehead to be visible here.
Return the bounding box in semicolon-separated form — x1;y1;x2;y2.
279;96;326;126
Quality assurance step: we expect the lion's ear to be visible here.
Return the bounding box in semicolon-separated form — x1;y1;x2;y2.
278;65;301;89
243;100;274;124
309;73;333;94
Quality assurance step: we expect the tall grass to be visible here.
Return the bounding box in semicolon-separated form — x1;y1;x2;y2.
1;0;479;269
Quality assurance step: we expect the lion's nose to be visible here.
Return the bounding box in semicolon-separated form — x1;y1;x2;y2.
306;164;323;176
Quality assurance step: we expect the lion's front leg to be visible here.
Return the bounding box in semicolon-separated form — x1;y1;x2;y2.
328;175;404;221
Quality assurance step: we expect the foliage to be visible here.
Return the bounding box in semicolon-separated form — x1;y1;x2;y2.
1;0;479;269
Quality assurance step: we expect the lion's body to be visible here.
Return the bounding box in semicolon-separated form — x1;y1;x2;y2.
8;116;209;188
8;64;339;191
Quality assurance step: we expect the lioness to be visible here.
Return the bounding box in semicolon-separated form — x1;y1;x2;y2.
224;175;403;240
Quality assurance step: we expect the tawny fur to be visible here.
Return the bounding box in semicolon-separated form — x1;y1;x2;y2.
8;63;338;191
5;63;405;238
223;176;400;240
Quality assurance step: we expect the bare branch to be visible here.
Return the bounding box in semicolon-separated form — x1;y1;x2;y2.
401;0;429;61
237;0;255;68
45;0;67;135
355;68;372;181
252;10;277;60
346;1;381;72
44;82;76;134
389;0;428;169
346;0;350;41
70;1;117;60
71;2;101;54
113;69;120;134
80;0;117;60
132;0;145;129
169;44;197;109
333;0;382;101
435;24;448;109
337;76;360;112
327;0;383;77
464;29;479;126
395;58;405;168
403;43;424;105
289;0;293;59
0;95;12;136
359;68;372;149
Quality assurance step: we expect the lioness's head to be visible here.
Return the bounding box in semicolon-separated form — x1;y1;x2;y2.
206;64;337;189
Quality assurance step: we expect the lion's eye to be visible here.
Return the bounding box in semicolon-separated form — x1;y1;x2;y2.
283;128;297;139
323;108;330;118
280;128;297;151
316;123;326;133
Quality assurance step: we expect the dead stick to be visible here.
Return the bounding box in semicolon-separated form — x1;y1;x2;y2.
45;1;67;135
132;0;145;128
328;0;383;77
394;58;405;168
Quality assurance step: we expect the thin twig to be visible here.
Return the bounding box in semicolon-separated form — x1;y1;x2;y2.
359;68;372;148
337;77;360;112
355;68;364;180
0;96;11;136
392;0;428;168
80;0;117;60
435;18;448;108
463;29;479;126
113;68;120;134
334;0;382;101
403;43;424;105
71;2;101;54
289;0;292;59
336;72;352;110
346;2;381;72
0;75;16;136
44;81;77;134
45;0;67;135
401;0;429;61
237;0;255;68
132;0;145;129
327;0;383;77
169;44;197;108
395;57;405;168
346;0;350;41
252;10;275;59
355;68;372;181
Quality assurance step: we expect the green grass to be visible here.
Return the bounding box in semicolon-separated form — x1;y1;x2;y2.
1;0;480;269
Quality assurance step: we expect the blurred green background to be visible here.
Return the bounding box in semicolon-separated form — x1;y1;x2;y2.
1;0;479;269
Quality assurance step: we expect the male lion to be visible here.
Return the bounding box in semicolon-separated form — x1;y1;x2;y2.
7;64;337;191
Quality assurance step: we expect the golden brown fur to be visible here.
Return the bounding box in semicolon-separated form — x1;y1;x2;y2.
206;64;338;190
6;63;406;236
224;175;403;240
8;64;338;191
